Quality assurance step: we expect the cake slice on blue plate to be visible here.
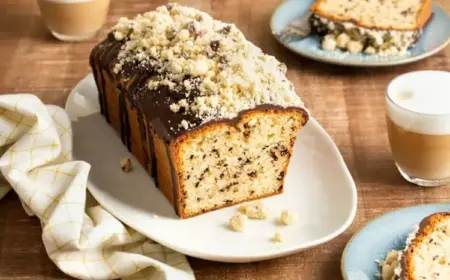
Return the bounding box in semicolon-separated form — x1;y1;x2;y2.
379;212;450;280
310;0;432;55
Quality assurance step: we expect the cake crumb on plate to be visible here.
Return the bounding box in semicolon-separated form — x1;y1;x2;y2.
280;209;296;225
229;212;247;232
238;201;269;220
271;232;285;243
120;158;133;172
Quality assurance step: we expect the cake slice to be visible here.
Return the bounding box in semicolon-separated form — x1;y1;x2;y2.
90;4;309;218
310;0;432;55
379;212;450;280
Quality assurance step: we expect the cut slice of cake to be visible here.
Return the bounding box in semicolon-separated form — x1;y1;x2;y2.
310;0;432;55
379;212;450;280
90;4;309;218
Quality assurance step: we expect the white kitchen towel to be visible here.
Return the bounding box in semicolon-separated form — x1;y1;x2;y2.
0;94;194;280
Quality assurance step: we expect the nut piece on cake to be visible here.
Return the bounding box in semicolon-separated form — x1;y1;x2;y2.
378;212;450;280
90;4;309;218
310;0;432;55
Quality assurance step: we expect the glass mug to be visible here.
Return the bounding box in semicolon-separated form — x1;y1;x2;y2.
386;71;450;187
37;0;110;42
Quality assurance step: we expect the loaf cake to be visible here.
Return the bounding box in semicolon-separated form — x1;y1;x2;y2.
310;0;432;55
89;4;309;218
378;212;450;280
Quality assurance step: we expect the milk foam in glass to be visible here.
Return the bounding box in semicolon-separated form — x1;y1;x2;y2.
386;71;450;187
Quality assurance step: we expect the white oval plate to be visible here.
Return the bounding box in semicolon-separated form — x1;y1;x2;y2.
66;74;357;262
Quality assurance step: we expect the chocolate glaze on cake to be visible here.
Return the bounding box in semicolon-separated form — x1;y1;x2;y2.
90;33;307;143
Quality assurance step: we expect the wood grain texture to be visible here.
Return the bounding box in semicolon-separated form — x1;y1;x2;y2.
0;0;449;279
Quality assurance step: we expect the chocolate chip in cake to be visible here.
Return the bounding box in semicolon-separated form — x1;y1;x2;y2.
270;150;278;161
166;3;175;10
211;149;220;157
248;171;257;177
189;154;194;160
277;171;285;181
219;173;225;179
224;199;233;204
279;146;289;157
210;40;220;52
228;147;233;152
219;55;228;65
250;190;255;195
195;182;200;188
187;21;196;33
197;197;201;202
219;25;231;35
195;14;203;22
166;28;176;41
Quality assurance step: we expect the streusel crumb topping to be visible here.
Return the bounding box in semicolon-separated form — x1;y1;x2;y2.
112;3;303;125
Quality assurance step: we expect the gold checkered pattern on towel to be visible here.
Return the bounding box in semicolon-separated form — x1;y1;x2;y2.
0;94;194;280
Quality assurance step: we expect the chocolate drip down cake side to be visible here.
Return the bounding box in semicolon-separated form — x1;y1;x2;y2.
89;4;309;218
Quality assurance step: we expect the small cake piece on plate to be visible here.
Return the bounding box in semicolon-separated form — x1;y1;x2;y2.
90;4;309;218
379;212;450;280
229;212;248;232
280;209;296;225
271;232;285;243
239;201;269;220
310;0;433;55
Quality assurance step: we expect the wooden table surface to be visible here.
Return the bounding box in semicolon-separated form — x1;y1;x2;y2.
1;0;450;279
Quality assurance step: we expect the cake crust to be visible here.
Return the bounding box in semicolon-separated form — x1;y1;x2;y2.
310;0;432;31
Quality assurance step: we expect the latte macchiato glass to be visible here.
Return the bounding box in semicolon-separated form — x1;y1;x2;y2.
386;71;450;187
38;0;110;42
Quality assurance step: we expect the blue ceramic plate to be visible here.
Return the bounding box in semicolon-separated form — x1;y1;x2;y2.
341;204;450;280
271;0;450;66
